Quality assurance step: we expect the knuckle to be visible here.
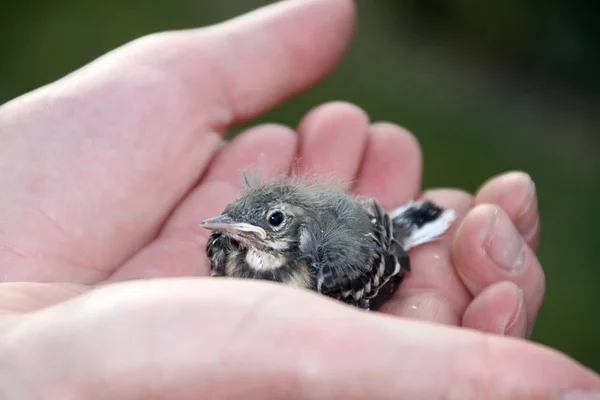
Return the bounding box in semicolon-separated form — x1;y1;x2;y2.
126;31;174;54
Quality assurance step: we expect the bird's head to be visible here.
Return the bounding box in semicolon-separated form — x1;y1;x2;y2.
200;182;317;254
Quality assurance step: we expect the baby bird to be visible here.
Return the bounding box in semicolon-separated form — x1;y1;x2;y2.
201;179;455;310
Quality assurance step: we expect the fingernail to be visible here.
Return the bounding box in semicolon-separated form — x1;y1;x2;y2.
502;288;526;336
520;176;539;241
558;390;600;399
484;206;526;273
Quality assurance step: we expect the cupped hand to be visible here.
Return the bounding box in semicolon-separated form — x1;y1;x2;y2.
0;0;597;398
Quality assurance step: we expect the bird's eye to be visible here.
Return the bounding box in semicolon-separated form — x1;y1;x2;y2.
268;211;285;227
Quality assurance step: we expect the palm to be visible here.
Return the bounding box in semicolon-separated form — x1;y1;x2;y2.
0;96;541;332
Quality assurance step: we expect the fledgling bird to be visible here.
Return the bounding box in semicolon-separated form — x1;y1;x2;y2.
201;179;455;311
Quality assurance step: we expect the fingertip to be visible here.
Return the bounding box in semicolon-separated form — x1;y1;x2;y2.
369;121;419;143
462;281;528;338
297;101;370;133
206;123;298;184
353;122;422;208
452;203;525;287
476;170;540;249
452;203;528;282
295;101;369;184
423;188;473;202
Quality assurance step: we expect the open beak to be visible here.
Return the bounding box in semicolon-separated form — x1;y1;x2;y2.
200;214;267;240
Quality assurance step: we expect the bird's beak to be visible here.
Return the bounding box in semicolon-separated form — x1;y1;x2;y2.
200;214;267;240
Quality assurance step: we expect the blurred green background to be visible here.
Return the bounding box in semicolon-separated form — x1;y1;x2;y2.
2;0;599;371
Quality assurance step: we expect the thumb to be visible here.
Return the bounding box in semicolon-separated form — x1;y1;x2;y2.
41;0;356;130
2;279;599;400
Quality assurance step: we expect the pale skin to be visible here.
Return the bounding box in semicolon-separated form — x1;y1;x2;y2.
0;0;598;399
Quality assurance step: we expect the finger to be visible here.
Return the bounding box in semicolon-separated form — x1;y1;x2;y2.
199;123;298;186
452;204;546;336
381;189;473;326
295;102;369;188
352;122;422;209
462;281;528;338
9;278;600;399
108;124;297;281
475;171;540;250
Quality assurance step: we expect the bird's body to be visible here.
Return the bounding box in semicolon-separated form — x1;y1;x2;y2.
202;180;455;311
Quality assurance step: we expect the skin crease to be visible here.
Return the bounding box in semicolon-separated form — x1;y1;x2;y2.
0;0;598;398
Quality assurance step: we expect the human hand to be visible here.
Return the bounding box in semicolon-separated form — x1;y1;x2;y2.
0;0;597;398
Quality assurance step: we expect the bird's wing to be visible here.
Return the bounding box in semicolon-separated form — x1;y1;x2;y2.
360;199;411;309
306;199;410;310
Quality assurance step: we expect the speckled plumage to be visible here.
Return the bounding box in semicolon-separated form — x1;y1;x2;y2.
203;179;455;311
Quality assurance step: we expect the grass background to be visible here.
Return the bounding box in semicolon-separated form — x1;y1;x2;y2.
2;0;599;372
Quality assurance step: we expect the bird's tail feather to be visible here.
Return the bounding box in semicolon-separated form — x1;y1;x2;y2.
389;201;456;250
